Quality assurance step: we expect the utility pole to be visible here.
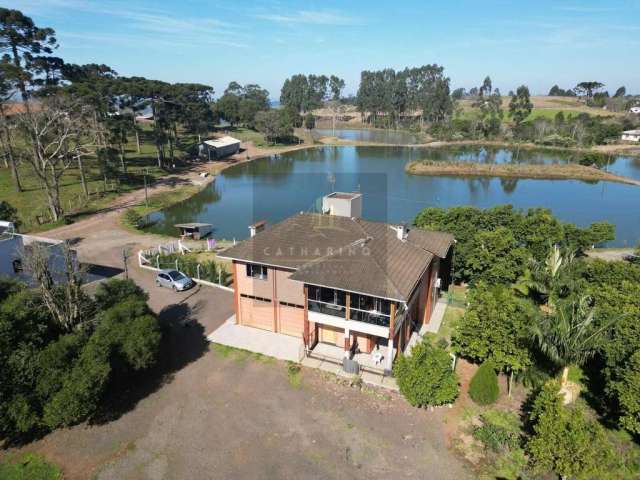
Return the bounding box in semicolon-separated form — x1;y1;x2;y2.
144;169;149;207
122;248;129;279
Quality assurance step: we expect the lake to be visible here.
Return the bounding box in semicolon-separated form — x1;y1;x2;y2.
146;145;640;247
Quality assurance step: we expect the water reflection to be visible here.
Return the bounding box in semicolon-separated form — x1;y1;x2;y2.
145;145;640;247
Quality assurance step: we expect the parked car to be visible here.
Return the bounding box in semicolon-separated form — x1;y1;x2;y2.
155;269;194;291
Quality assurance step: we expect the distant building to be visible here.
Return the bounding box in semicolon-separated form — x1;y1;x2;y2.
629;107;640;114
621;130;640;142
0;223;76;285
199;136;241;160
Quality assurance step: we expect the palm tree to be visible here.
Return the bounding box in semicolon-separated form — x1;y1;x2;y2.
530;296;609;387
516;245;576;310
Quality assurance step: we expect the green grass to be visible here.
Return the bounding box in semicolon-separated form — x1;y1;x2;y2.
286;361;302;389
0;453;62;480
210;343;274;364
0;127;199;233
225;126;294;148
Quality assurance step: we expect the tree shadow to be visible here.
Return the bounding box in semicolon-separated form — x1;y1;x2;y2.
89;299;210;425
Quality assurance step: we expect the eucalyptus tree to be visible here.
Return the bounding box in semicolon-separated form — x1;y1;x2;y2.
508;85;533;127
479;76;492;97
329;75;345;101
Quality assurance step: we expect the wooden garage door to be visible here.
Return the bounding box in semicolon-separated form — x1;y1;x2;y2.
318;324;342;346
240;297;274;331
278;305;304;337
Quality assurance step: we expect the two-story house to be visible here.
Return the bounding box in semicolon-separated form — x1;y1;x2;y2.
218;193;454;373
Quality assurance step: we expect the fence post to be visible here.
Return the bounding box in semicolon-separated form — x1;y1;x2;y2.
175;259;179;270
218;268;222;286
156;255;160;269
197;264;201;280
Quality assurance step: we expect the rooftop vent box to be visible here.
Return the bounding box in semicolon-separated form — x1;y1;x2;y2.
322;192;362;218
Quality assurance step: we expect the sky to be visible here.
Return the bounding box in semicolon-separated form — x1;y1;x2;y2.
8;0;640;99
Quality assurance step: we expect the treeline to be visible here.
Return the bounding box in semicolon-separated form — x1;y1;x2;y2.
355;65;453;128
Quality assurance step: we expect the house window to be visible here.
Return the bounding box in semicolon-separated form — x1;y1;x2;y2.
307;285;345;306
246;263;268;280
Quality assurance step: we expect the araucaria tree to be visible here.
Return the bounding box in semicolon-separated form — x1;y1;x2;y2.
15;94;98;221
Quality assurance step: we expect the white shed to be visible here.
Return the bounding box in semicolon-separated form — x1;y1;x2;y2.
621;130;640;142
199;136;241;160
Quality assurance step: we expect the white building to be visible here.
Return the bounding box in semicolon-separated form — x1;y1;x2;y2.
199;136;241;160
621;130;640;142
0;222;76;285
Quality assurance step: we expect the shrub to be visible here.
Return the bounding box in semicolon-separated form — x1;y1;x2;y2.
94;278;148;310
473;409;521;452
469;361;499;405
0;200;20;230
393;340;459;407
123;209;143;229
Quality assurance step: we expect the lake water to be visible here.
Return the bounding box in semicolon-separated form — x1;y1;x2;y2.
313;128;424;145
146;145;640;247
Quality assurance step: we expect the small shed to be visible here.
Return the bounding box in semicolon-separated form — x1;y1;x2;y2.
621;130;640;142
199;136;241;160
175;223;213;240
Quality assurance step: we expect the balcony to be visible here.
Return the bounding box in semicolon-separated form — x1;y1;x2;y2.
307;299;346;318
349;309;390;328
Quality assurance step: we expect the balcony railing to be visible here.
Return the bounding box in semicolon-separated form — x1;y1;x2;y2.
349;309;390;327
308;299;346;318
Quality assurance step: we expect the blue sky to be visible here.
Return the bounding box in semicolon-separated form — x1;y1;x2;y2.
9;0;640;98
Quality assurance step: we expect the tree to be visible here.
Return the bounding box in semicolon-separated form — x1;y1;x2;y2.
527;381;616;479
479;76;492;97
304;112;315;131
520;245;576;309
614;350;640;435
254;109;294;143
451;87;466;100
613;86;626;98
0;70;22;191
469;361;499;405
15;94;98;221
530;296;609;389
466;227;529;284
0;8;58;101
574;81;604;98
453;282;534;393
329;75;345;101
21;241;92;332
0;200;19;228
508;85;533;126
548;85;576;97
394;340;459;407
94;278;148;310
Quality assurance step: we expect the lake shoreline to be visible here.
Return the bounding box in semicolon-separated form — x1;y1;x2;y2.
405;161;640;186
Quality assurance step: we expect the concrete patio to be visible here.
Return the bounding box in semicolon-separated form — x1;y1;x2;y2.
207;315;305;362
302;343;399;391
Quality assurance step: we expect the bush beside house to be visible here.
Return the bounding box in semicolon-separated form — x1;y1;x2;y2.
393;341;459;407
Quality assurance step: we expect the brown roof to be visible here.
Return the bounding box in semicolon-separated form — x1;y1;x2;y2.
218;213;454;302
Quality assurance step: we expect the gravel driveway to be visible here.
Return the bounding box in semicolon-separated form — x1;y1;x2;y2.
8;192;471;480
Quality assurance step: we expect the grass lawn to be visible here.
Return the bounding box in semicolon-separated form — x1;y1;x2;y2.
0;126;203;233
0;453;62;480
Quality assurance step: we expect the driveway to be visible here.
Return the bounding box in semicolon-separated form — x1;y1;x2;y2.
11;201;471;480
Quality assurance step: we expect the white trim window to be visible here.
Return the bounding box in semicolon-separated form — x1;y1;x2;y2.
246;263;268;280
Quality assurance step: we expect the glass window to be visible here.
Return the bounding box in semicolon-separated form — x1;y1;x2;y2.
350;294;391;315
246;263;268;279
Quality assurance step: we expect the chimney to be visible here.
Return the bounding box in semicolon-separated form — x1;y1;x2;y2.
249;220;266;237
393;224;408;241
